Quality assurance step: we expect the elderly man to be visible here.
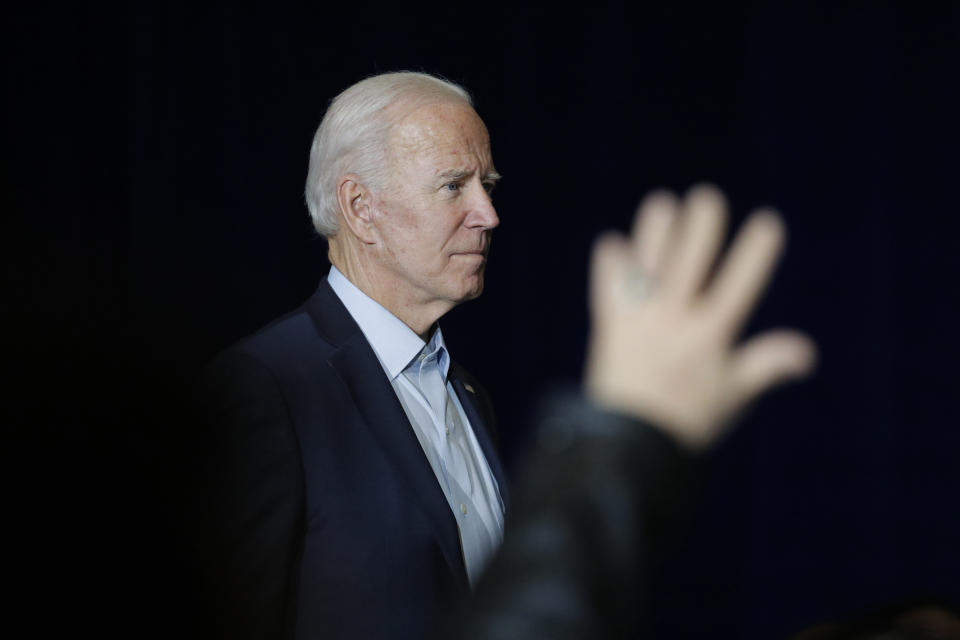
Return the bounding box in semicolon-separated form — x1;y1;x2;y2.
202;72;507;640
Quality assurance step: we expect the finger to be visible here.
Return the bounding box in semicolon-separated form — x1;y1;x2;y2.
730;329;818;403
630;190;678;277
705;209;785;338
589;231;630;316
661;184;728;303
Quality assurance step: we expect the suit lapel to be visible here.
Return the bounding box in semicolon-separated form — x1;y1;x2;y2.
451;377;510;511
307;282;468;588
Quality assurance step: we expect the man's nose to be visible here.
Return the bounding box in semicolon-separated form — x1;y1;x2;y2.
465;187;500;230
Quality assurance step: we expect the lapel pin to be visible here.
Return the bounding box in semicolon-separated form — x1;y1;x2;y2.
464;383;475;394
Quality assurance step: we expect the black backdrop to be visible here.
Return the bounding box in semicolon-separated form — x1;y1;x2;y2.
6;2;959;638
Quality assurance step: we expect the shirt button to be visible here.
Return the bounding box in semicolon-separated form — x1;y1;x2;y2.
418;354;427;362
445;425;450;436
460;503;467;515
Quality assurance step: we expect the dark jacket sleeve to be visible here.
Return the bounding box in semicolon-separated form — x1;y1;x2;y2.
442;389;700;640
191;349;305;640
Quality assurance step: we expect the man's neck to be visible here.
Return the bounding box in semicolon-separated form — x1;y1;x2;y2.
328;246;450;341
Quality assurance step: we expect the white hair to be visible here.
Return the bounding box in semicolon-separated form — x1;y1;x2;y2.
304;71;473;237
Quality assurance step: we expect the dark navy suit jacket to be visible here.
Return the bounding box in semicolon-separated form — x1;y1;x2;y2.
201;279;508;640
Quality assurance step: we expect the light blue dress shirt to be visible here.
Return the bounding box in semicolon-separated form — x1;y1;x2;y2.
327;266;505;585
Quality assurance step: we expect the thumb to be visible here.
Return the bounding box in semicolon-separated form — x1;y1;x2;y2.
730;329;818;403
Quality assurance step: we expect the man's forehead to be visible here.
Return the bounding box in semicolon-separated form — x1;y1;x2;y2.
388;101;490;159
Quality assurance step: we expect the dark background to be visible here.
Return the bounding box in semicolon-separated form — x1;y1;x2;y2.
6;2;959;638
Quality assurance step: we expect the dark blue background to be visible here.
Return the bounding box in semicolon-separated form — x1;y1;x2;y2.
6;2;959;637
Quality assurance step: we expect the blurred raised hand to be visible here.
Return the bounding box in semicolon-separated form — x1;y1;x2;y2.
585;184;817;451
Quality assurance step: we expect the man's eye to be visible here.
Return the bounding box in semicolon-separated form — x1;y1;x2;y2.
483;182;496;195
444;182;460;192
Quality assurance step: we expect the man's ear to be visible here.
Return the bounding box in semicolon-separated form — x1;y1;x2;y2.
336;175;377;244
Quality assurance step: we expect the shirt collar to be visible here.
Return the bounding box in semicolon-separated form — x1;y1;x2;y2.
419;325;451;382
327;265;449;381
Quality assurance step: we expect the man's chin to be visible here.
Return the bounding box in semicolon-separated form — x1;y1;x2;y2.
455;275;485;303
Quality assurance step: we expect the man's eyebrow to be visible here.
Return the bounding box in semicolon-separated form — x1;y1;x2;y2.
436;169;472;181
435;169;503;182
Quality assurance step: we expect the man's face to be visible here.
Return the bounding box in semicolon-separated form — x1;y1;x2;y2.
369;101;500;311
